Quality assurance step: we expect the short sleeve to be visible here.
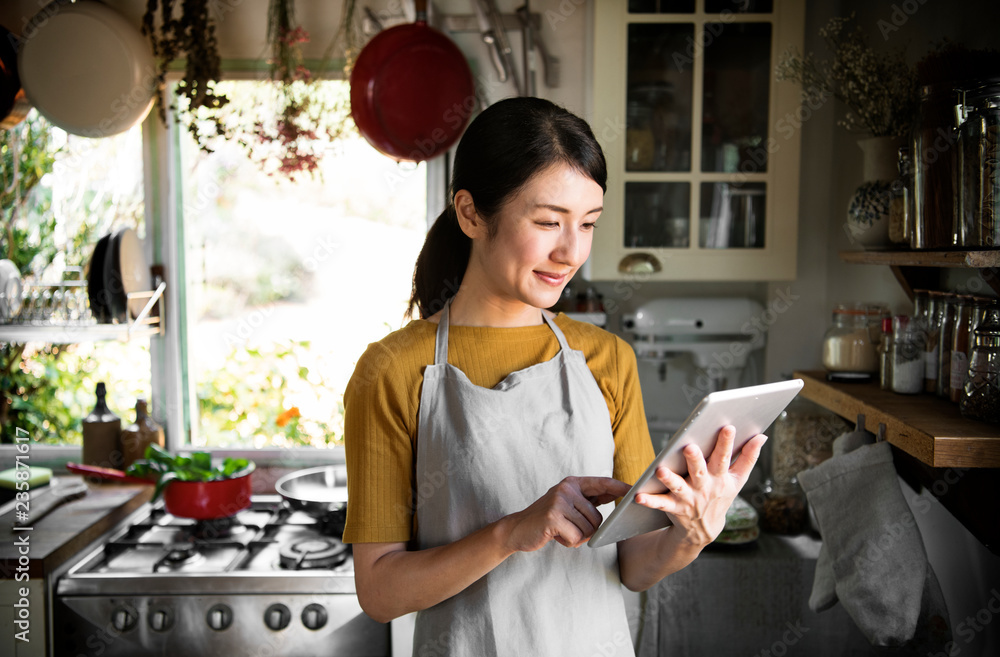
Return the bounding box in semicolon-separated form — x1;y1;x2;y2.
342;341;416;543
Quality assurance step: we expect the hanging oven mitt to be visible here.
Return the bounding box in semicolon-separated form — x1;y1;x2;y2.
798;439;950;649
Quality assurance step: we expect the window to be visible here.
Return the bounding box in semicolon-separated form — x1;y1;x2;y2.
1;112;150;446
176;80;427;450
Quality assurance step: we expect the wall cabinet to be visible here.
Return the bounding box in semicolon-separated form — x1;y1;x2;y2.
589;0;804;280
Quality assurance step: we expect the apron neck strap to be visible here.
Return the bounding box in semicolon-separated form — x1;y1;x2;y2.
434;298;570;366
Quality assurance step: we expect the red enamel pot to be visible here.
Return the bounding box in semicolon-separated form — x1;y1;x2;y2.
350;0;475;162
67;462;254;520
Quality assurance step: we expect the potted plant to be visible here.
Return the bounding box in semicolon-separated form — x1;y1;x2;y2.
776;14;919;249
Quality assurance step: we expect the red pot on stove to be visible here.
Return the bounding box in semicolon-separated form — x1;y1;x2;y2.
67;462;255;520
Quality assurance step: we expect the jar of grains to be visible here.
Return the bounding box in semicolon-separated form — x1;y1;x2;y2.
822;303;881;376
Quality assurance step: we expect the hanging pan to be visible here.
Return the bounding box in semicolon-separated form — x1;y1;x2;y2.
350;0;476;162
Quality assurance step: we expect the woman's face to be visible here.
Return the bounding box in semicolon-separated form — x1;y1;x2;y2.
465;163;604;312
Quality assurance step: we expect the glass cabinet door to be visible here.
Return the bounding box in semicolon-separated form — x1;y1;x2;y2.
592;0;803;280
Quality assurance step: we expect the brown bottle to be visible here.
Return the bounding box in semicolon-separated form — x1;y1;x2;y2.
82;382;122;470
121;398;165;469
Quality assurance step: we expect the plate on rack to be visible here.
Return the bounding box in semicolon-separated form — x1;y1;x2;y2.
0;259;23;323
87;233;113;323
103;227;150;322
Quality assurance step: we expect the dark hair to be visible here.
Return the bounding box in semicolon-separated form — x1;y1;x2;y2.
405;97;607;320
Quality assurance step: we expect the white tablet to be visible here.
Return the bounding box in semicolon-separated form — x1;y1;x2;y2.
587;379;804;548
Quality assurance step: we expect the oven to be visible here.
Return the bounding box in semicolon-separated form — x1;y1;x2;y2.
53;496;390;656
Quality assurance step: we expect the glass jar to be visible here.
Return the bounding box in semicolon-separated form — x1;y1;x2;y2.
891;145;914;245
822;303;880;375
913;83;961;249
762;397;848;535
891;315;924;394
956;81;1000;247
879;316;894;390
924;291;944;393
960;308;1000;423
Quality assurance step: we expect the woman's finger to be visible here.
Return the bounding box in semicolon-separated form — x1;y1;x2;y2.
654;465;688;497
730;434;768;483
634;491;678;513
707;425;736;476
683;443;709;487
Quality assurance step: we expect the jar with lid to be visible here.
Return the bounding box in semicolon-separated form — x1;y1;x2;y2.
924;291;945;393
913;83;962;249
960;308;1000;423
760;397;848;535
822;303;880;378
891;315;924;394
956;80;1000;247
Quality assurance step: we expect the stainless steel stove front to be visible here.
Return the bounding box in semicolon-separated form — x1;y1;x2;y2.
52;496;389;657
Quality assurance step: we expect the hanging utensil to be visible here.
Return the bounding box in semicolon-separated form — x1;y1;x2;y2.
475;0;523;95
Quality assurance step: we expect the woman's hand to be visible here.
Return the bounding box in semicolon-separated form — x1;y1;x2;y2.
501;476;631;552
634;426;767;548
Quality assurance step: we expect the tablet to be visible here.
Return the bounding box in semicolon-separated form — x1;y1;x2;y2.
587;379;803;548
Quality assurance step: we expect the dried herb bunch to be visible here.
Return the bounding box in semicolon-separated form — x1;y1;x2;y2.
776;14;918;137
204;0;352;181
142;0;229;148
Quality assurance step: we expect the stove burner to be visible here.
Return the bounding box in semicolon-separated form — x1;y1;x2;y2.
190;516;247;540
279;537;348;570
155;546;205;571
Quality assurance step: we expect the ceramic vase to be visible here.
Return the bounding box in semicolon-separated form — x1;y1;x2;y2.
846;136;904;249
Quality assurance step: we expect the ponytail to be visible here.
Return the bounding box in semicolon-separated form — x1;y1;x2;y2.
406;205;471;320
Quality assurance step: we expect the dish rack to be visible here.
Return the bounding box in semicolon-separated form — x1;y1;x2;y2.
0;267;165;343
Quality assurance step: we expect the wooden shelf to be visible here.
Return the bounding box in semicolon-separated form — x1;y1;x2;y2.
839;249;1000;268
793;370;1000;468
839;250;1000;298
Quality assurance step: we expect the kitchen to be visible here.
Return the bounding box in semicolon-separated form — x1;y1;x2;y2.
1;0;1000;656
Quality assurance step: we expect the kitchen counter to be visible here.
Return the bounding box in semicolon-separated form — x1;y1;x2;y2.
0;476;152;578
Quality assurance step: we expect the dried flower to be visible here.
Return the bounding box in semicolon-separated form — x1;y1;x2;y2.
775;14;918;137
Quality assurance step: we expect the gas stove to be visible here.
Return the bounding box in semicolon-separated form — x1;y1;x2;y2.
54;495;389;656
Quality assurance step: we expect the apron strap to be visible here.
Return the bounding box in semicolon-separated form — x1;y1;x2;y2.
433;298;570;366
434;298;452;365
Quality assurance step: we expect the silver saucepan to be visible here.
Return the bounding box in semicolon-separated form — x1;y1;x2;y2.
275;465;349;536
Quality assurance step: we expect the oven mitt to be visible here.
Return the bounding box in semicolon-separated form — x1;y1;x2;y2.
798;440;951;649
807;418;876;612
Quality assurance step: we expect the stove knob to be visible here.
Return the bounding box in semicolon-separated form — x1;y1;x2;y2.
111;606;137;633
206;603;233;631
148;608;173;632
301;603;327;631
264;604;291;631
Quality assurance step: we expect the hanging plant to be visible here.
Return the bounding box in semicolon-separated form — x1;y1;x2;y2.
200;0;356;181
142;0;229;150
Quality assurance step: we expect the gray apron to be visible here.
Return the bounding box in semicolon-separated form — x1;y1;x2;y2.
412;298;635;657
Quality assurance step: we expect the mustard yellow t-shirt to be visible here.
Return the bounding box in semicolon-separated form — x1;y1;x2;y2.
342;314;655;544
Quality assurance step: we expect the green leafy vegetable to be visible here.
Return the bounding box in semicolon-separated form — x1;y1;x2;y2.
126;444;254;501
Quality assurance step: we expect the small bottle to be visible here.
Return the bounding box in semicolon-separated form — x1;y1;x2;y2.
924;291;943;393
879;317;894;390
938;295;958;397
950;298;974;402
120;398;165;469
82;382;122;470
891;316;924;394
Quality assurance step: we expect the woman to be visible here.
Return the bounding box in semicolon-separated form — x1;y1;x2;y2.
343;97;766;656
